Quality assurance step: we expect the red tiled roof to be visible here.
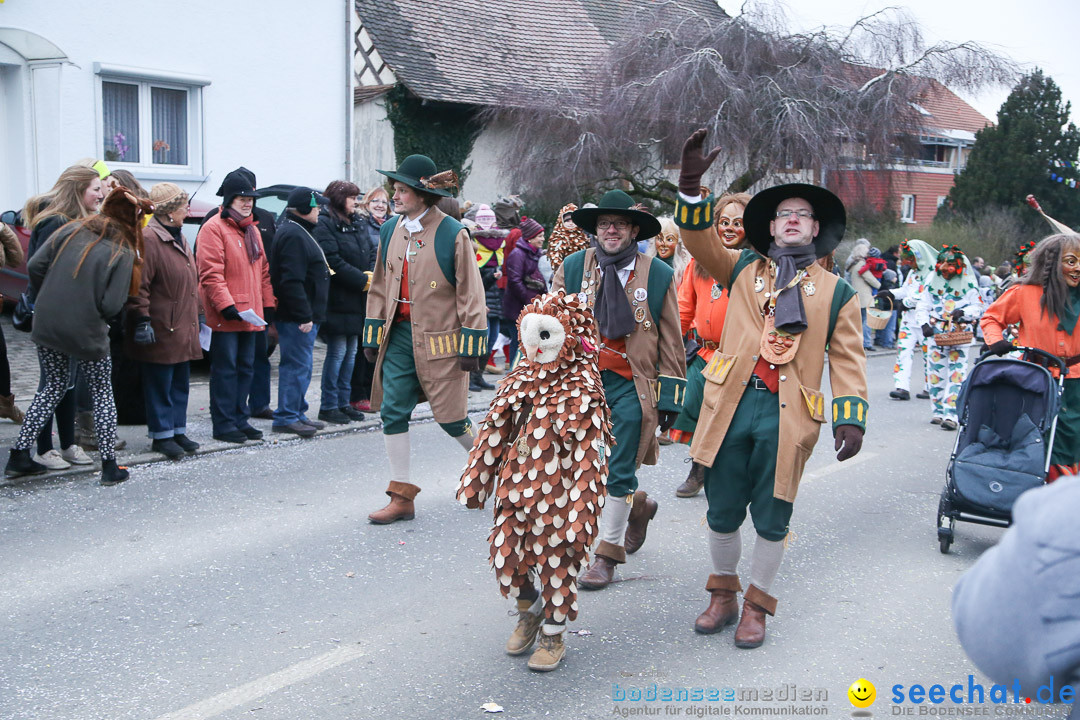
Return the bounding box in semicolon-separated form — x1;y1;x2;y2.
914;79;993;134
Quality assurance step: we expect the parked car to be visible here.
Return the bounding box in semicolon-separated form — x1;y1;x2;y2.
256;184;328;227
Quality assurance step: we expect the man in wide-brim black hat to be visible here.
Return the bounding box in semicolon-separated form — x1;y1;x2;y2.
547;189;686;608
672;129;868;650
361;154;489;525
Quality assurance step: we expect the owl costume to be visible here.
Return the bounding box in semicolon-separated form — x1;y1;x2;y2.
457;290;612;671
889;239;937;397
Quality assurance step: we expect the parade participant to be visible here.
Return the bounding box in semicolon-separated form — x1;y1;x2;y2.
457;291;612;672
981;234;1080;480
675;129;867;648
912;245;985;431
362;155;488;524
648;218;692;287
546;203;590;272
550;189;686;590
502;218;548;367
670;193;751;497
883;239;937;401
350;185;392;413
844;238;880;351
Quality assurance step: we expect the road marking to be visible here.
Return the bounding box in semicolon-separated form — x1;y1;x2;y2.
152;644;366;720
801;451;878;482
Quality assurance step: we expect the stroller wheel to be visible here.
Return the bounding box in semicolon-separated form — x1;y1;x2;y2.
939;532;953;554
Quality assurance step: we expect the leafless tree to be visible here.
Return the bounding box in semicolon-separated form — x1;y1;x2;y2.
484;1;1017;214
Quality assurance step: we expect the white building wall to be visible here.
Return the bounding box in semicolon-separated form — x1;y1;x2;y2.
352;97;396;192
0;0;352;211
461;119;515;205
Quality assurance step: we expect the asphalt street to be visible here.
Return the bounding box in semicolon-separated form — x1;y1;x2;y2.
1;351;1068;720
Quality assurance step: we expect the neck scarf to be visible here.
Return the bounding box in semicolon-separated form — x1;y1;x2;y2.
223;208;262;263
768;242;817;334
593;239;639;339
1061;285;1080;335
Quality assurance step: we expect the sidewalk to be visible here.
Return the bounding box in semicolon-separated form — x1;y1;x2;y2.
0;312;500;484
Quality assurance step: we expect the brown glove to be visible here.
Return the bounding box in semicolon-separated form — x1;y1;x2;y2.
834;425;864;462
363;347;378;363
679;128;723;197
459;356;484;373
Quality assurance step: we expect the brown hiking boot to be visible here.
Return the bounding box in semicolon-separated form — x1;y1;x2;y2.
506;599;543;655
368;482;420;524
734;586;777;649
694;574;741;634
527;631;565;672
624;491;658;554
0;395;23;423
675;462;705;498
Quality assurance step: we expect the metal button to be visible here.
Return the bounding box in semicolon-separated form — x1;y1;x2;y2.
769;364;775;370
742;381;748;386
780;375;787;381
781;403;786;408
752;355;758;361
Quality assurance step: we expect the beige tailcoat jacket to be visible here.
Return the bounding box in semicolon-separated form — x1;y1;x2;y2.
679;225;868;503
364;206;488;424
552;248;686;468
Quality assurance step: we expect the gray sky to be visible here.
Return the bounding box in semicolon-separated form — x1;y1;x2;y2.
748;0;1079;128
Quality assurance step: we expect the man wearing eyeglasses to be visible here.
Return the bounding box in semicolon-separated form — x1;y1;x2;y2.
550;189;687;591
672;129;868;650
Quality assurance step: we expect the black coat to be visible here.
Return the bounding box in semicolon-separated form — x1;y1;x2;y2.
480;262;502;317
269;215;330;324
314;209;374;336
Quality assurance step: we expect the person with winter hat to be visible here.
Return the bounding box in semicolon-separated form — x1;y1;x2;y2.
124;183;203;460
546;203;590;272
362;154;488;524
675;129;867;649
197;168;276;444
269;187;331;437
501;217;548;366
471;204;505;390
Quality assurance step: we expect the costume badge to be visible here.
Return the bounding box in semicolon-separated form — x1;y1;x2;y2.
634;288;648;302
577;292;588;304
430;281;438;289
802;280;816;297
759;314;800;365
643;320;652;330
711;283;722;300
754;276;765;293
516;435;530;460
634;306;646;323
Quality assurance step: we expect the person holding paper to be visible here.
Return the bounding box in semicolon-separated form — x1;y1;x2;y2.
196;170;276;444
124;183;203;460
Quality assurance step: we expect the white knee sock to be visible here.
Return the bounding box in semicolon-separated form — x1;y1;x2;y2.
454;432;474;451
600;494;633;546
748;535;786;594
709;529;742;576
384;431;411;485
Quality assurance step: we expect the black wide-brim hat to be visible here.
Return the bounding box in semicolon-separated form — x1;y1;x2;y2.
743;183;846;258
571;189;662;240
376;154;455;198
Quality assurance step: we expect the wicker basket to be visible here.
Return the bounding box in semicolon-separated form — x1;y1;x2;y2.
934;320;974;347
866;296;893;330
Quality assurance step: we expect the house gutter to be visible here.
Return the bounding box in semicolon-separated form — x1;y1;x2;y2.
343;0;353;180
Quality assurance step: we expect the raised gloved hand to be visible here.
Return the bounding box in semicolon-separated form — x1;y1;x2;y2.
459;356;484;373
221;305;242;323
988;339;1015;356
922;323;935;338
658;411;679;432
834;425;864;461
133;319;156;345
679;129;723;197
951;308;966;322
363;347;378;363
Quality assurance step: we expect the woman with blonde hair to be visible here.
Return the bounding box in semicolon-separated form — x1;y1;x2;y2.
21;164;105;470
350;185;391;411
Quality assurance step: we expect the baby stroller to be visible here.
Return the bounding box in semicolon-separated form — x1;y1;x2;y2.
936;347;1066;553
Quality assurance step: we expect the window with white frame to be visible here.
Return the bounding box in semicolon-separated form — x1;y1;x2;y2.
937;196;948;208
900;194;916;223
96;64;208;173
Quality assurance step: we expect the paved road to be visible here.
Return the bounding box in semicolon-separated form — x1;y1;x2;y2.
0;352;1068;719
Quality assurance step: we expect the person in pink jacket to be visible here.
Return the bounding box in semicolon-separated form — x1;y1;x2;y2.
196;169;276;443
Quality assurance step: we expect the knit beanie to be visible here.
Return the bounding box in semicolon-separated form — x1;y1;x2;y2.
149;182;189;216
475;204;496;230
286;186;319;211
520;217;544;241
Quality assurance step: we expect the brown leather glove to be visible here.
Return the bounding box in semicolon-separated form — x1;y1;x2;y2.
363;347;378;363
834;425;864;462
459;356;484;373
679;128;723;197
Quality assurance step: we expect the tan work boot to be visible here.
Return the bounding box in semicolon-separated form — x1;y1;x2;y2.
734;585;777;649
527;630;565;672
506;598;543;655
368;481;420;524
0;394;24;424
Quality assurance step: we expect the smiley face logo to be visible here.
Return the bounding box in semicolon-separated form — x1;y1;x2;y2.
848;678;876;708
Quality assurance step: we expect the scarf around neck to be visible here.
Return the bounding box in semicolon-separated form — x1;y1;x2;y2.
223;208;262;263
593;239;639;339
768;242;817;334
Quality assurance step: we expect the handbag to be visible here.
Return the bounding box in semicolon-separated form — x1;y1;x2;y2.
12;292;33;332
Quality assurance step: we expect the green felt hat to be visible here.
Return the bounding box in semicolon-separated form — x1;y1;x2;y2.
376;154;456;197
570;189;661;240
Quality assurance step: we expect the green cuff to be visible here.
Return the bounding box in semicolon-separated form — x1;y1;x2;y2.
675;194;715;231
832;396;868;433
362;318;386;348
656;375;687;413
458;326;488;358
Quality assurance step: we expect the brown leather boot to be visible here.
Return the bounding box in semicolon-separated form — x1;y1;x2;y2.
675;462;705;498
733;585;777;649
624;490;658;554
694;574;741;634
577;541;624;590
368;481;419;524
0;395;23;423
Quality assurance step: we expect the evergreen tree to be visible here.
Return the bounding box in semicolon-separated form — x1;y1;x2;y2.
945;70;1080;231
